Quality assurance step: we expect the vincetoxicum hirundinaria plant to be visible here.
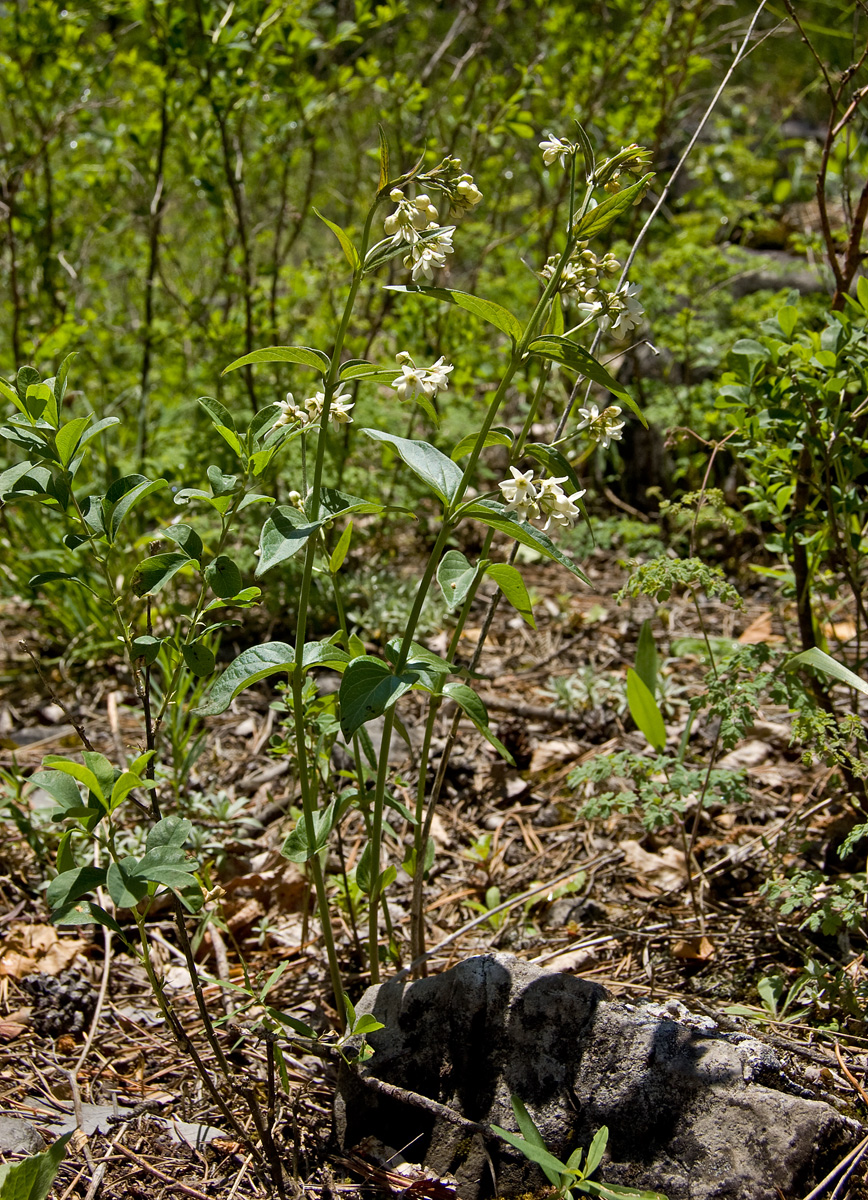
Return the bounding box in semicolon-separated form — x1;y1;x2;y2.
192;125;653;1005
0;126;651;1066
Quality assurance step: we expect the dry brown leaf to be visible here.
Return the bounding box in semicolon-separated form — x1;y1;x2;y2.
671;937;715;961
823;620;857;643
545;949;597;973
0;1020;27;1040
738;612;783;644
717;739;771;770
0;923;87;978
529;738;582;774
620;840;686;892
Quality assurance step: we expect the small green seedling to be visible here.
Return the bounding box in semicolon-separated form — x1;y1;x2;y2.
492;1095;667;1200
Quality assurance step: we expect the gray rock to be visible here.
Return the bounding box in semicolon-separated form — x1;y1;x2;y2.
335;954;858;1200
0;1115;45;1155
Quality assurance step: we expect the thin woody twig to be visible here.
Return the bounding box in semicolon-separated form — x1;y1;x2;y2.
19;639;95;751
114;1144;213;1200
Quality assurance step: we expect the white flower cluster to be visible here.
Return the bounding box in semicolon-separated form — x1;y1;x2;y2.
541;242;620;299
392;352;453;400
578;402;625;449
499;467;585;532
539;133;574;168
576;281;644;339
383;187;455;282
270;385;354;432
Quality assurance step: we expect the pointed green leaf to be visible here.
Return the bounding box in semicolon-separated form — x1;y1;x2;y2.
46;865;108;909
147;816;193;851
162;523;203;561
223;345;330;375
42;757;105;802
194;642;295;715
75;416;121;456
437;550;479;609
442;682;515;765
486;563;535;627
511;1094;550;1154
635;620;658;697
109;770;153;812
462;499;590;583
0;1130;73;1198
451;427;513;461
583;1183;668;1200
352;1013;385;1036
338;361;397;383
205;555;242;598
573;174;654;240
197;395;237;431
318;487;385;519
55;416;92;467
105;475;169;541
377;124;390;191
527;336;644;423
626;668;666;752
339;656;418;740
329;521;353;573
29;572;95;593
107;856;149;908
314;207;361;269
256;507;323;576
363;225;453;275
131;552;191;597
51;900;123;935
490;1124;568;1186
0;460;39;498
281;799;337;863
385;284;523;341
584;1125;609;1178
30;770;82;816
789;648;868;697
0;376;27;415
525;442;584;496
362;428;462;504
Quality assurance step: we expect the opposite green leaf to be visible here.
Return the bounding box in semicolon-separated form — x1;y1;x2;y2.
256;507;323;577
339;656;418;740
131;552;191;597
362;428;463;505
385;284;524;341
573;174;654;240
437;550;479;609
314;207;361;269
222;345;330;375
463;500;590;584
486;563;536;628
527;336;644;423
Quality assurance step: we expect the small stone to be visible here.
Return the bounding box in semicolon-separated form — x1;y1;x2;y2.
0;1115;45;1155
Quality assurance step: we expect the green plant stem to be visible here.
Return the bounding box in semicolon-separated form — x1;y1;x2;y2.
130;906;265;1167
407;360;552;962
289;198;381;1025
370;167;589;975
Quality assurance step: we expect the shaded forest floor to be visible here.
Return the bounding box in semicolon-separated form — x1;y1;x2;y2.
1;546;867;1198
